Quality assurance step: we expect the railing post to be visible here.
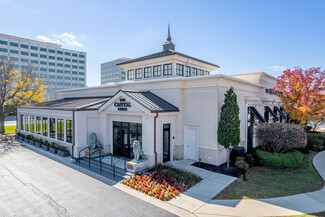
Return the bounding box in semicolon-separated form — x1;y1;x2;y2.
100;157;102;173
88;147;90;168
113;165;116;178
111;155;113;166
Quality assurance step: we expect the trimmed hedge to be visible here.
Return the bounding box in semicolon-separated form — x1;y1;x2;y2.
307;133;325;151
256;150;304;168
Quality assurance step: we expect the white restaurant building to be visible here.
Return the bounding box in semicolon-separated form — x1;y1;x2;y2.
17;29;285;167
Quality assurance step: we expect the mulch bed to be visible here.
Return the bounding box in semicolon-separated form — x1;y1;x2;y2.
192;162;244;177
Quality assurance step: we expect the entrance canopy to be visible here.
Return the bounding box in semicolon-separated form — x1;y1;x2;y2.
248;106;266;123
265;106;279;122
99;89;179;115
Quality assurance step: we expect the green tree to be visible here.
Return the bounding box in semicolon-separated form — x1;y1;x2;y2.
218;87;241;168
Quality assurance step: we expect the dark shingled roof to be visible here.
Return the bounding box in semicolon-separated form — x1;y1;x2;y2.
116;50;219;68
20;97;111;111
120;90;179;113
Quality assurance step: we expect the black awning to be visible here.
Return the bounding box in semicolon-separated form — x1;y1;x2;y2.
248;106;266;123
274;106;287;119
265;106;279;121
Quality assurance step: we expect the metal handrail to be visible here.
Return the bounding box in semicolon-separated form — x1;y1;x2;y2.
88;149;102;168
99;153;113;173
113;157;126;178
78;146;90;164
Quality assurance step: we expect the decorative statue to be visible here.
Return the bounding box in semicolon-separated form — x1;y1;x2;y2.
133;140;147;162
90;133;103;151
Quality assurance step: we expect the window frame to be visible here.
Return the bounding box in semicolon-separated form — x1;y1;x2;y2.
144;67;152;78
163;64;172;76
66;120;73;143
135;68;143;79
57;119;64;141
176;64;184;76
50;118;56;139
153;65;162;77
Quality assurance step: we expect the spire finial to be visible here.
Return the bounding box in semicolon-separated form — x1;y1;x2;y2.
167;23;172;42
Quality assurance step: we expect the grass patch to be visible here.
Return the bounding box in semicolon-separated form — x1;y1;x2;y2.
214;152;323;199
4;126;16;134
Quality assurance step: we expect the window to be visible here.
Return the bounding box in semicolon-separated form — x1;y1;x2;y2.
25;115;30;131
57;76;63;79
57;119;64;141
79;66;84;69
49;62;55;66
185;66;191;77
21;51;28;56
30;116;35;133
57;50;63;55
0;55;8;60
31;53;38;57
0;48;8;52
192;67;198;76
199;69;204;76
42;117;48;136
30;46;38;50
49;49;55;53
20;114;24;130
65;70;70;74
135;68;142;79
72;59;77;63
50;118;56;139
57;63;63;67
79;78;84;81
0;40;8;45
40;48;47;52
65;76;71;80
11;57;18;61
153;65;161;77
64;64;70;68
66;120;73;143
64;83;71;86
31;60;38;64
40;61;47;65
40;68;47;72
144;67;152;78
127;70;134;79
57;57;63;61
20;44;28;49
79;54;85;58
72;53;77;57
21;58;28;63
65;52;71;56
57;70;63;73
72;65;77;69
10;42;18;47
36;116;41;135
79;72;84;75
79;60;84;64
163;64;172;75
10;49;18;54
32;66;38;70
49;69;55;72
176;64;184;76
72;71;77;75
64;58;70;62
49;75;55;79
40;54;47;58
72;77;77;80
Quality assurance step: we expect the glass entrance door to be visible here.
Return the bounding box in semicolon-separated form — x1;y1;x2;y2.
113;121;142;159
163;124;171;162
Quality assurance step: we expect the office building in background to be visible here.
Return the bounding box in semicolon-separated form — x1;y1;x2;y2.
101;57;131;85
0;33;86;99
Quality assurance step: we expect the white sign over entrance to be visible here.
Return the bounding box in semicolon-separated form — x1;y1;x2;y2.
114;98;131;111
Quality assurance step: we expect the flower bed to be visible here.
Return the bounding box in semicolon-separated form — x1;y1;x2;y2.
122;165;201;201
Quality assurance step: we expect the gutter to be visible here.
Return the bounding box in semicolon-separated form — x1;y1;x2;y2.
71;110;76;160
154;112;158;166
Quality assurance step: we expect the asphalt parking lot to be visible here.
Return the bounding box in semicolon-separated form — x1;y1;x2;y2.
0;142;176;217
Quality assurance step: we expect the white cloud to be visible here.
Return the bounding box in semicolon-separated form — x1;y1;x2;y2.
268;65;287;72
35;32;84;47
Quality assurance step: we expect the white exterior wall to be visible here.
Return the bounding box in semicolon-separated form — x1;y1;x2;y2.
21;72;282;166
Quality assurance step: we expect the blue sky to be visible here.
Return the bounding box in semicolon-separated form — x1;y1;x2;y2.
1;0;324;86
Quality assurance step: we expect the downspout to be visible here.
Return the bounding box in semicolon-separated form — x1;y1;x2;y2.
71;110;75;160
154;112;159;167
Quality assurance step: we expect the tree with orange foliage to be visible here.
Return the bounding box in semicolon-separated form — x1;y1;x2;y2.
274;67;325;127
0;59;47;134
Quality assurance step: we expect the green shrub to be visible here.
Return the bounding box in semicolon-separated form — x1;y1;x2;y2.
38;138;43;144
59;145;67;152
307;133;325;151
256;150;304;168
255;123;307;153
234;156;249;169
44;140;49;146
50;142;57;148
